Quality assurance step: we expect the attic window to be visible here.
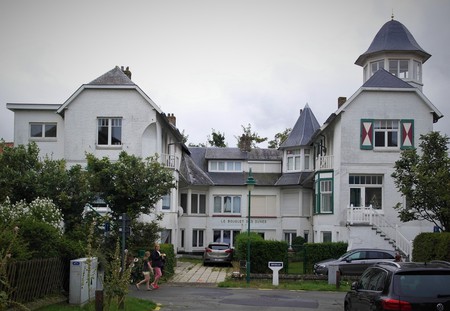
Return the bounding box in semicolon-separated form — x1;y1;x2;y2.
209;160;242;172
389;59;409;79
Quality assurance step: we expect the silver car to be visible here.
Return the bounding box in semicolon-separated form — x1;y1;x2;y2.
203;242;233;265
313;248;396;276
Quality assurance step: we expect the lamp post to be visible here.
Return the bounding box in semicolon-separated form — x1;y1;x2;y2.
245;168;256;285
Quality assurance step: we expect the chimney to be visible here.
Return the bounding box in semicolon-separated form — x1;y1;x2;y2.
167;113;176;126
338;97;347;108
121;66;132;80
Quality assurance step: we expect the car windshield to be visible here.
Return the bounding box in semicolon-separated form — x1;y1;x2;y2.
209;244;229;250
394;272;450;298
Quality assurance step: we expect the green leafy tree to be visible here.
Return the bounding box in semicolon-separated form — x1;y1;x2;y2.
86;151;176;220
268;128;292;149
391;131;450;232
208;129;227;147
236;124;267;151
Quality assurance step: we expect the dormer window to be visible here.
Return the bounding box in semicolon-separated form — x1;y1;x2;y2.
209;160;242;172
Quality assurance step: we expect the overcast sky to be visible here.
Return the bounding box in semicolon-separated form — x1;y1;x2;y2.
1;0;449;147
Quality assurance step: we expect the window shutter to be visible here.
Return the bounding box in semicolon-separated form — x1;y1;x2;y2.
400;119;414;149
360;119;374;150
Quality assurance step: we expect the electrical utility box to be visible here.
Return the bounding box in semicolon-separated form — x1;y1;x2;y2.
69;257;98;306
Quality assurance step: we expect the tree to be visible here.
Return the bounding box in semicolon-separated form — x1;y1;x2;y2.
268;128;292;149
391;131;450;232
208;129;227;147
236;124;267;151
86;151;176;220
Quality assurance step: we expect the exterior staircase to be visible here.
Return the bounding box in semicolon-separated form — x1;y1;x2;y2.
347;205;412;260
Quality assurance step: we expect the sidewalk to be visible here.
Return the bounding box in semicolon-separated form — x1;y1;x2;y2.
168;261;230;285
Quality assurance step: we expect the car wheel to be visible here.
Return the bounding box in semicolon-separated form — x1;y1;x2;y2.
344;301;352;311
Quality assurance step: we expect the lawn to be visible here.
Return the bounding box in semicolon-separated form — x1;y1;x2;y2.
35;296;156;311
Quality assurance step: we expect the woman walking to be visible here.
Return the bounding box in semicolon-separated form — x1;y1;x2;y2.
150;243;165;289
135;251;153;290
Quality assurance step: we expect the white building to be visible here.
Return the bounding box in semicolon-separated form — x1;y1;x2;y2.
6;19;443;258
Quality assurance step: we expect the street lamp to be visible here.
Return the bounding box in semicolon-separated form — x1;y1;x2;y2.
245;168;256;285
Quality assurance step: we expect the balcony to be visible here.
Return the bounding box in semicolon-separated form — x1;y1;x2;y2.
161;153;179;169
315;155;333;170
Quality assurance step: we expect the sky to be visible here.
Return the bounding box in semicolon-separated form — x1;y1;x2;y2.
1;0;449;148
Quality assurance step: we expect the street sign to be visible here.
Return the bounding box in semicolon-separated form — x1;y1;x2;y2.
268;261;283;286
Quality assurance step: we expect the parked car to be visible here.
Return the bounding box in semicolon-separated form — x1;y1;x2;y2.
203;242;233;265
313;248;396;276
344;260;450;311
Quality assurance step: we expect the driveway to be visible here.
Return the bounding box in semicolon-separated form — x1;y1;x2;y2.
168;261;231;285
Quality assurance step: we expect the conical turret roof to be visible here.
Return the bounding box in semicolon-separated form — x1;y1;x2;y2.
279;104;320;148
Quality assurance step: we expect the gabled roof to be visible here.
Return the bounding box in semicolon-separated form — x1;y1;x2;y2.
355;19;431;66
363;69;415;88
56;67;162;115
279;104;320;149
88;66;135;85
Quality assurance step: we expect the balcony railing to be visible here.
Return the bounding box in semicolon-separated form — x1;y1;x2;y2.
160;153;178;169
347;204;412;260
315;155;333;170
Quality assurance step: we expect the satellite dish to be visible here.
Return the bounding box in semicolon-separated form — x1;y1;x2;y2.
178;206;184;217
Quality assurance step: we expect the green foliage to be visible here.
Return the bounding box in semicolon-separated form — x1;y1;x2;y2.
86;151;176;220
159;244;175;279
236;124;267;151
234;232;264;259
268;128;292;149
291;236;306;251
208;129;227;147
17;219;62;259
304;242;348;272
392;132;450;232
412;232;450;262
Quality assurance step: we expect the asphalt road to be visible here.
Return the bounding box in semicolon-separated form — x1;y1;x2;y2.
129;285;346;310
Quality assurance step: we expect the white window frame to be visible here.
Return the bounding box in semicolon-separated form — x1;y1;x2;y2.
287;148;311;172
191;193;206;214
209;160;242;172
389;59;409;79
322;231;332;243
213;230;240;247
374;120;399;148
370;59;384;76
97;117;122;146
192;229;204;248
349;174;383;210
29;122;57;140
162;194;170;210
320;180;333;213
284;231;297;249
213;195;241;214
413;60;421;82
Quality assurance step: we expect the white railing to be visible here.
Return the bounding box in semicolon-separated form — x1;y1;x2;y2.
315;155;333;170
347;205;412;260
160;153;178;169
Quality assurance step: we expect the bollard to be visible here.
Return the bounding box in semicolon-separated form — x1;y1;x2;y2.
335;270;340;289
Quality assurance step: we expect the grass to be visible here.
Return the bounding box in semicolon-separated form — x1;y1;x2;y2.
218;278;351;292
35;296;156;311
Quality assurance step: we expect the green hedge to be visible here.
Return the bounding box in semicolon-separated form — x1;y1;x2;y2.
304;242;348;272
412;232;450;262
235;234;289;273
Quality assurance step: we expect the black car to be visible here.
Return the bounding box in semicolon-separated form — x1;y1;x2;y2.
344;260;450;311
313;248;396;276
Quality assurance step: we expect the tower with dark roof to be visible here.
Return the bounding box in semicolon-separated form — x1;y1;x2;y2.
355;18;431;91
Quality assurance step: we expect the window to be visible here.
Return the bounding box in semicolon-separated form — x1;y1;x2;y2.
30;123;57;139
180;193;187;214
389;59;409;79
192;229;204;247
161;229;171;244
191;194;206;214
98;117;122;146
209;161;242;172
252;195;276;216
322;231;332;242
162;194;170;210
213;195;241;214
374;120;399;148
284;232;297;249
349;174;383;209
315;172;333;214
370;59;384;76
413;60;421;82
213;230;240;247
287;148;311;171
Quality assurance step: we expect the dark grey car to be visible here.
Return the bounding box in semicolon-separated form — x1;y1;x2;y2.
203;242;233;265
313;248;396;276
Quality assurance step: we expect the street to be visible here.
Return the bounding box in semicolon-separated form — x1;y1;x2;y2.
129;285;346;310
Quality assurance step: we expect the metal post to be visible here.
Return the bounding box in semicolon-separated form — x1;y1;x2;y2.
246;187;251;285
